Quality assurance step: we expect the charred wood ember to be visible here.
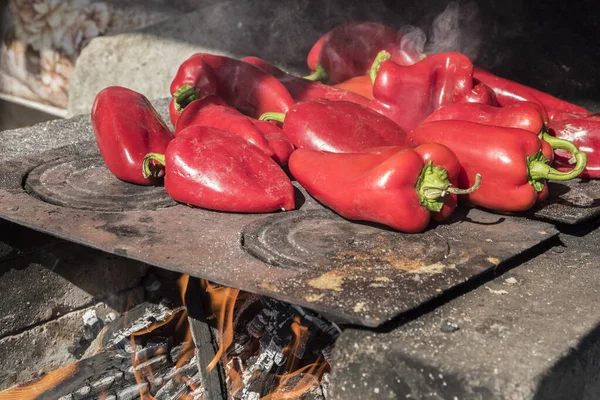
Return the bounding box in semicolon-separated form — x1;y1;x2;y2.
0;276;341;400
206;285;341;400
185;277;229;400
0;301;202;400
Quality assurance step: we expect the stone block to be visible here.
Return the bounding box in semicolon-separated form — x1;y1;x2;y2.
0;241;148;339
0;291;143;391
67;0;409;117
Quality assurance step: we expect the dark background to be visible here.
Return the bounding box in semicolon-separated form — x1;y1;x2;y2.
275;0;600;107
0;0;599;109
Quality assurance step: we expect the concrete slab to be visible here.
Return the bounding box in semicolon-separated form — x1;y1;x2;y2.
329;220;600;399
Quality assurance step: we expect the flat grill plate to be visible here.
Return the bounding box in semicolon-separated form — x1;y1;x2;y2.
0;142;559;327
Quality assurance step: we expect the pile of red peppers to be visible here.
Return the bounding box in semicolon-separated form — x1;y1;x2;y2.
91;21;594;234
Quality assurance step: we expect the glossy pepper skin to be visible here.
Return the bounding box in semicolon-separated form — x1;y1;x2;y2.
91;86;172;185
333;75;374;99
473;67;589;115
143;126;295;213
423;101;548;133
242;56;370;106
369;51;495;132
260;99;407;153
175;96;272;155
305;21;424;84
422;102;557;162
289;144;480;233
174;96;295;165
367;143;467;221
548;114;600;178
171;53;295;119
409;121;587;212
251;120;296;166
169;55;219;125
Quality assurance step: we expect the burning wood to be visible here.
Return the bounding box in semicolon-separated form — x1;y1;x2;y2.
0;275;341;400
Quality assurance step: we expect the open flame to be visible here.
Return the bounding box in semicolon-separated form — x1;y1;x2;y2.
0;273;335;400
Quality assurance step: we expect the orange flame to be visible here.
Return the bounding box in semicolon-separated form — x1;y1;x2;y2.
0;363;78;400
204;282;241;371
262;358;328;400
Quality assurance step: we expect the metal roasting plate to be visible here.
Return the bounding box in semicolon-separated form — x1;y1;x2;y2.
0;141;565;327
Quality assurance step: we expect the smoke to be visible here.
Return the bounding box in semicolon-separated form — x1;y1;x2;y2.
373;1;483;64
425;1;482;60
398;25;427;60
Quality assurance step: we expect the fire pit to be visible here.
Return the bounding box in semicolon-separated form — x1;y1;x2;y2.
2;0;600;398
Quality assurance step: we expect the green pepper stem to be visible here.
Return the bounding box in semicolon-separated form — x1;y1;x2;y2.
541;132;579;164
173;85;199;112
369;50;392;84
529;151;587;182
417;161;481;212
303;64;330;84
259;112;286;123
447;174;482;194
142;153;166;179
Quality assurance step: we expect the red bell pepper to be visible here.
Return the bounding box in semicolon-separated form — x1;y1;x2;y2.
91;86;172;185
548;114;600;178
251;120;296;166
461;83;498;106
174;95;295;165
260;99;407;152
169;54;219;126
242;56;370;106
409;121;587;212
306;33;328;72
333;75;374;99
423;101;549;133
142;126;295;213
171;53;295;119
473;67;589;115
169;98;179;127
368;51;495;132
288;144;480;233
420;101;595;166
305;21;424;84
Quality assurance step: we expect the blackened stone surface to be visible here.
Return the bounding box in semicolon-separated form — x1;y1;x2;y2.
329;221;600;400
0;241;148;339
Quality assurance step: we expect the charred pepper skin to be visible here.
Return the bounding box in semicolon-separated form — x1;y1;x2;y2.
143;126;295;213
91;86;173;185
288;144;480;233
242;56;370;106
368;51;496;132
409;121;587;212
260;99;407;153
305;21;424;84
171;53;295;119
473;67;589;115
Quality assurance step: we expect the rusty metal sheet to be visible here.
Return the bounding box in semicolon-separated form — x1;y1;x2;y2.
526;179;600;224
0;142;560;327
